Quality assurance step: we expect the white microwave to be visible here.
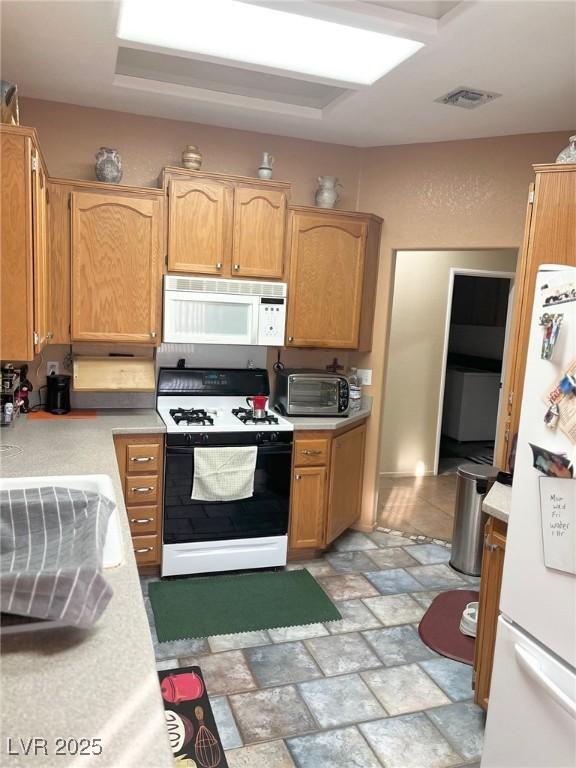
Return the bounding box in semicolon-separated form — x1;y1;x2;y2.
163;275;287;346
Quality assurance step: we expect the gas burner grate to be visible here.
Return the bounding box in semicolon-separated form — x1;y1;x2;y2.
170;408;214;426
232;407;279;425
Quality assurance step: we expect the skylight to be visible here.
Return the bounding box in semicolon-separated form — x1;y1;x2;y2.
117;0;424;87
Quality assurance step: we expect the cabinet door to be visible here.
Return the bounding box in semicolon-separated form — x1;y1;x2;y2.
32;155;50;354
71;192;162;343
0;133;34;360
232;187;286;278
289;466;327;550
168;178;232;274
473;516;507;710
325;424;366;544
286;214;367;348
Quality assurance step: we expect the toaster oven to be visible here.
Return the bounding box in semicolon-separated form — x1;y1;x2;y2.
273;370;349;416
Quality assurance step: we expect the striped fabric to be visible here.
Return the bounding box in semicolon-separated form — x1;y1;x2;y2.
0;487;114;627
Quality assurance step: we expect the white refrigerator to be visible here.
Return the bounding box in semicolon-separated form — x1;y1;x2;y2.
482;266;576;768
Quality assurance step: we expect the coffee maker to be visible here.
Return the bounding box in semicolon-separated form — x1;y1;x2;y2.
46;374;71;415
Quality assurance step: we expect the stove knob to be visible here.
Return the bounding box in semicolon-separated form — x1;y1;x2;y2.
201;433;209;444
256;432;264;443
269;432;279;442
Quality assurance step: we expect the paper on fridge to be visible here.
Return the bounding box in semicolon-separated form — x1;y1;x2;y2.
192;447;257;502
539;476;576;575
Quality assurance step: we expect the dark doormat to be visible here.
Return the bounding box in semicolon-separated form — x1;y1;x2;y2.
418;589;479;665
159;665;229;768
149;568;341;642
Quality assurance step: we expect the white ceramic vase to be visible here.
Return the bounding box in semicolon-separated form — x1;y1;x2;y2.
258;152;275;179
315;176;341;208
182;144;203;170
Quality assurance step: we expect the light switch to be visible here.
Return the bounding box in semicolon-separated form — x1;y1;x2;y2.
357;368;372;385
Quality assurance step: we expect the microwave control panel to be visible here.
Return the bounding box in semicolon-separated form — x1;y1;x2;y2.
257;298;286;346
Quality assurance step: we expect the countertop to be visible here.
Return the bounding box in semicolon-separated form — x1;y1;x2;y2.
0;410;172;767
483;481;512;524
284;396;372;431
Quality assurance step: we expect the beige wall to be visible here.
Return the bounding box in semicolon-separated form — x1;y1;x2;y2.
20;98;362;209
381;249;517;476
351;130;570;530
16;96;572;530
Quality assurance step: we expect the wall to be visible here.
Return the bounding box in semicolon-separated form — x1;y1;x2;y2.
380;249;517;476
20;98;362;208
351;131;571;528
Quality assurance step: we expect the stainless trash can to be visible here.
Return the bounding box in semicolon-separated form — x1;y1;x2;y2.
450;463;500;576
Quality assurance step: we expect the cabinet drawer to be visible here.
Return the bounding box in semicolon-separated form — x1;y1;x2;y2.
125;474;159;505
132;534;160;566
126;442;162;473
294;438;329;466
126;505;159;536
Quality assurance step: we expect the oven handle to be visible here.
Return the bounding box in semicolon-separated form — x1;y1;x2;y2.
166;444;293;456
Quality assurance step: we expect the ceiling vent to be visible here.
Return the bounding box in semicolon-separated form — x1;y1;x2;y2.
435;86;501;109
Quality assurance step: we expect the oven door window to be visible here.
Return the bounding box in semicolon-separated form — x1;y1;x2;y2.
290;379;338;409
164;444;291;543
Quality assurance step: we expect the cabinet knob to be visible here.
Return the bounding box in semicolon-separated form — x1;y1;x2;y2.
216;262;223;269
484;535;499;552
150;331;157;339
288;336;294;342
233;264;240;271
295;474;302;480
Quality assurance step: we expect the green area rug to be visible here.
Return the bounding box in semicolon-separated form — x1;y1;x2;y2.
148;569;341;642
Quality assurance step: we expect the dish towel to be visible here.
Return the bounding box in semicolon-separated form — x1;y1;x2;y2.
0;487;114;627
192;447;258;502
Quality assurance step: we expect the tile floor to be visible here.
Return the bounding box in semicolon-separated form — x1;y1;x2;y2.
378;474;458;540
142;528;483;768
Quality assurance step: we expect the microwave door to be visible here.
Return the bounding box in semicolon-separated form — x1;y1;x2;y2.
163;291;260;345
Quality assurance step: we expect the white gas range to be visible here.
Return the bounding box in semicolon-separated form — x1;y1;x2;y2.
156;367;293;577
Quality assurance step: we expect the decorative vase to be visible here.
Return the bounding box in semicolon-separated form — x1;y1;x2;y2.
95;147;122;184
556;135;576;164
0;80;19;125
257;151;274;179
182;144;203;170
315;175;341;208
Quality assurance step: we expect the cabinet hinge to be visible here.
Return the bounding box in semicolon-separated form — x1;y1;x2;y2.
46;187;49;204
33;331;40;345
68;196;71;210
504;428;510;443
165;254;168;267
528;189;535;204
508;391;514;407
31;154;38;172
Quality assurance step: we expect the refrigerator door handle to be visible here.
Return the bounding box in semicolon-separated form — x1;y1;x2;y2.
515;644;576;720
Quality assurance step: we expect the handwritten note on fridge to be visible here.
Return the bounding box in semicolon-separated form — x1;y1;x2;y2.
539;477;576;575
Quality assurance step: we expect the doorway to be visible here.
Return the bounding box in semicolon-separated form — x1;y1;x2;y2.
436;269;515;475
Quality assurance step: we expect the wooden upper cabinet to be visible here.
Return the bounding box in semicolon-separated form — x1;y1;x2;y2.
495;165;576;470
167;178;232;275
71;191;162;344
232;186;286;278
0;126;50;361
325;423;366;545
286;208;381;349
32;155;50;354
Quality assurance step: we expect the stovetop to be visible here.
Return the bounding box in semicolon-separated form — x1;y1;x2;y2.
157;396;293;433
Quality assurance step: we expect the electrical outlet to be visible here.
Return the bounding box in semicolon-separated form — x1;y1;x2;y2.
357;368;372;386
46;361;59;376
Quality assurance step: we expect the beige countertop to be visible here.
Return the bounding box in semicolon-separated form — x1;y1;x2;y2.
0;410;172;768
284;396;372;431
483;481;512;524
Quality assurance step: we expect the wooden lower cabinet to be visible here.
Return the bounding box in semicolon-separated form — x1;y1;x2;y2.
473;515;508;709
288;422;367;554
114;433;164;570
